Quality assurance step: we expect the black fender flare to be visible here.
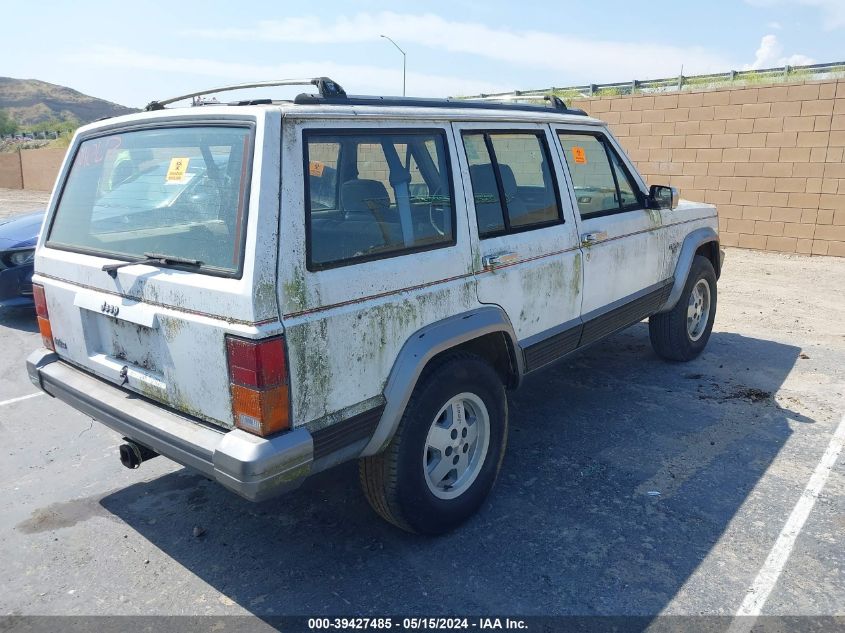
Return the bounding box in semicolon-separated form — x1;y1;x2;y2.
360;306;521;456
658;227;719;313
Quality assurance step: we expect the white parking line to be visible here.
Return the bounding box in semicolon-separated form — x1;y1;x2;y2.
728;409;845;632
0;392;44;407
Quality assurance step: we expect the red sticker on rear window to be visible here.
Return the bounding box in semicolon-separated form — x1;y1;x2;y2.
572;147;587;164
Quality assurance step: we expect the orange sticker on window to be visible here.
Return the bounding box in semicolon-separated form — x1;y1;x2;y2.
572;147;587;164
309;160;325;177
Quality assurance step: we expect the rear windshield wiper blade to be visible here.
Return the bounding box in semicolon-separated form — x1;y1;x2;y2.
102;252;202;277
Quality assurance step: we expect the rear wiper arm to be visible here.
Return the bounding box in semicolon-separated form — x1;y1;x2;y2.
102;252;202;278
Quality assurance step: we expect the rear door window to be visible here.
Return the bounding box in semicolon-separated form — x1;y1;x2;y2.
462;131;562;238
462;134;505;236
48;125;252;275
304;129;455;270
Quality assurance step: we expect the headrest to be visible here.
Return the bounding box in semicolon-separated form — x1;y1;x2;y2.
341;179;391;216
468;164;498;196
497;163;518;193
469;163;518;195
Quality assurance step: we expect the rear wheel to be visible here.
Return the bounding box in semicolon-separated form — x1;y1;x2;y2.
649;255;717;361
359;353;508;534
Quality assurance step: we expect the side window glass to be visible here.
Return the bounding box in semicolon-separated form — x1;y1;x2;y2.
407;150;428;196
558;132;642;219
305;130;455;270
355;142;394;205
609;149;639;209
463;133;506;236
558;133;619;219
307;142;340;211
487;134;560;230
462;131;562;238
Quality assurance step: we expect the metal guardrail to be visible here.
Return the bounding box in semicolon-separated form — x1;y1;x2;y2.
466;61;845;100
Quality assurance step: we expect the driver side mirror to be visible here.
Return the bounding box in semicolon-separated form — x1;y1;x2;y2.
649;184;679;210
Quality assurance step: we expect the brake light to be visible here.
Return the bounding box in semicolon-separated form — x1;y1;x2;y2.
225;335;290;436
32;284;54;351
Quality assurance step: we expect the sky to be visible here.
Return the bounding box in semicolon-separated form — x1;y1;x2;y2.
2;0;844;109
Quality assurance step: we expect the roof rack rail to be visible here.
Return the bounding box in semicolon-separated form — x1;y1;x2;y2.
465;93;570;110
145;76;346;111
292;93;588;116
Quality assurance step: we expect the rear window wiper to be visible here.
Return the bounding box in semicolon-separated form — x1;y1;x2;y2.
102;252;202;278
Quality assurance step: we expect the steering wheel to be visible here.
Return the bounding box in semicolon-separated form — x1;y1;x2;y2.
183;173;225;221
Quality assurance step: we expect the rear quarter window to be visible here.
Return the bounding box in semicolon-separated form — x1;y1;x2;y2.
304;129;456;270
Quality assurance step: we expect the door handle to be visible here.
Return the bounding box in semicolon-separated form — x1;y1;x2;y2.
581;231;607;246
482;251;519;270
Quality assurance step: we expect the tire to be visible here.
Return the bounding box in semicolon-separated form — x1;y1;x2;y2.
359;353;508;535
649;255;717;362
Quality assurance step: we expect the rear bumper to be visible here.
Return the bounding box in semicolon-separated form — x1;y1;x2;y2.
26;348;313;501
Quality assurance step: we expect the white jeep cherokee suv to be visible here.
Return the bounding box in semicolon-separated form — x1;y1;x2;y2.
27;78;722;534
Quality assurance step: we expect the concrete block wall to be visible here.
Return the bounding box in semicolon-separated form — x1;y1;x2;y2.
19;148;67;192
570;79;845;257
3;80;844;256
0;148;66;192
0;153;23;189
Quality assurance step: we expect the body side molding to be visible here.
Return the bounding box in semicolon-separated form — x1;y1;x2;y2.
519;280;671;373
360;306;522;457
658;227;718;313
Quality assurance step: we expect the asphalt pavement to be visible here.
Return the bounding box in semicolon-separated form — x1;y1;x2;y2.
0;246;843;626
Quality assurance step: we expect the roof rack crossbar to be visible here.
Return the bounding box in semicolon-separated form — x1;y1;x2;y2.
145;76;346;111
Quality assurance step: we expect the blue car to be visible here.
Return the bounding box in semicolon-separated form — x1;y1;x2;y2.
0;210;45;308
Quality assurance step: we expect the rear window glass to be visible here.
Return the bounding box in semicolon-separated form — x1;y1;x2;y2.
48;125;252;275
305;129;455;270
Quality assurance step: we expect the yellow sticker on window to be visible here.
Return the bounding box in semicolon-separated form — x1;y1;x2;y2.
309;160;325;177
166;157;190;182
572;147;587;164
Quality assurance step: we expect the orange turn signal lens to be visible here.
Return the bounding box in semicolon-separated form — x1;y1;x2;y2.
32;284;55;351
37;316;54;352
230;383;290;436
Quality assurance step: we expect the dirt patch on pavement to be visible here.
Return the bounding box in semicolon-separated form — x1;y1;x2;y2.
16;494;114;534
0;187;51;221
725;386;772;402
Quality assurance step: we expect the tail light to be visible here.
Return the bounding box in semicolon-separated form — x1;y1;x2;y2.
225;335;290;436
32;284;54;351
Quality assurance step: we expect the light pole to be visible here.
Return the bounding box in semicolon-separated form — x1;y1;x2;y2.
380;34;406;96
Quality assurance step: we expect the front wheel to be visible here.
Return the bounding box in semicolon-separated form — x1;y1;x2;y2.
649;255;717;361
359;353;508;534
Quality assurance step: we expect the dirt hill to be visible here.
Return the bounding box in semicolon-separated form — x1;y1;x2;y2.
0;77;137;126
